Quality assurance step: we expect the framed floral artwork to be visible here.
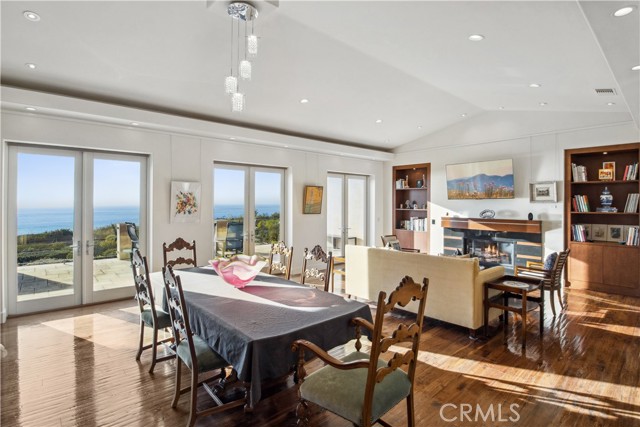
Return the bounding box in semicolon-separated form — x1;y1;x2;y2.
171;181;201;223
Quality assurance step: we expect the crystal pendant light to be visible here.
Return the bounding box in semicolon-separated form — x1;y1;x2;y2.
239;60;252;80
247;34;258;56
232;92;245;112
225;75;238;94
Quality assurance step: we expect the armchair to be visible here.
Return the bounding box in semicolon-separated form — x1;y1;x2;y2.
516;249;570;316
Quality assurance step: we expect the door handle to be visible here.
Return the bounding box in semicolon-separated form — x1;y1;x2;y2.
69;240;82;256
86;240;95;255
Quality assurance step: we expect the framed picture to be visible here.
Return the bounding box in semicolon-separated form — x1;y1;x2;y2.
607;224;624;243
598;169;613;181
446;159;514;200
170;181;201;223
303;185;323;214
385;239;401;251
603;161;616;179
529;181;558;202
591;224;608;241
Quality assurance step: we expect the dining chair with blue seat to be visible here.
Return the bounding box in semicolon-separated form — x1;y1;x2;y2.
292;275;429;427
130;248;173;374
163;265;247;427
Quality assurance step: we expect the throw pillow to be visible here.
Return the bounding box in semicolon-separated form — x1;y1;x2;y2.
543;252;558;270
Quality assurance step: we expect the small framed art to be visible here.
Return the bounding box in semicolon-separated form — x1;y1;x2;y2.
303;185;323;214
591;224;608;241
607;224;624;243
529;181;558;202
603;161;616;179
598;169;613;181
170;181;201;223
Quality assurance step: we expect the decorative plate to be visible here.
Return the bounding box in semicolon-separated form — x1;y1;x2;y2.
479;209;495;219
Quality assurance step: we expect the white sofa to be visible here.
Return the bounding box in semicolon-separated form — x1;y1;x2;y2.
345;245;505;333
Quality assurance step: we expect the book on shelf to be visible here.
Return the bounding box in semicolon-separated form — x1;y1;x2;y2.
624;193;639;213
571;163;588;182
401;217;427;232
572;224;589;242
572;194;590;212
625;226;639;246
623;162;638;181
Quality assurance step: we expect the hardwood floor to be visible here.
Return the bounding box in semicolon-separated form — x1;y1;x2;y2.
1;282;639;426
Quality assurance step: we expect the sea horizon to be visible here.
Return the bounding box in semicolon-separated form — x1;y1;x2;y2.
17;204;280;235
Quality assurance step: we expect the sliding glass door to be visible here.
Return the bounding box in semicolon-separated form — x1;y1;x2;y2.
213;164;285;258
327;173;368;257
7;145;147;315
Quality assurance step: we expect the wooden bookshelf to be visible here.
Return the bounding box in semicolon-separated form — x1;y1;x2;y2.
393;163;430;253
564;143;640;296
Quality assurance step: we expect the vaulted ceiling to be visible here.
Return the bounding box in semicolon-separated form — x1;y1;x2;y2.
2;1;638;151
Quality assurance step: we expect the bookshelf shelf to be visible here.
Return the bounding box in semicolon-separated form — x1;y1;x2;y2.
565;143;640;296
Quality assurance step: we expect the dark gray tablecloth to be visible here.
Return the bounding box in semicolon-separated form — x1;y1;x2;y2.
177;268;373;408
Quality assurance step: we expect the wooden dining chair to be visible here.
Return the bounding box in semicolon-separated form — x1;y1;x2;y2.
292;275;429;427
163;237;197;269
130;248;173;374
214;220;229;257
162;265;247;427
331;255;346;295
268;241;293;280
300;245;332;292
380;235;419;253
516;249;571;316
125;222;139;250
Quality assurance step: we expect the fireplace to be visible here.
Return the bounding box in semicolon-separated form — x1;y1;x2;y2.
441;217;543;275
466;236;516;270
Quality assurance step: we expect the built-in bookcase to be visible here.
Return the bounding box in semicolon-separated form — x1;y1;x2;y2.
564;143;640;296
392;163;430;253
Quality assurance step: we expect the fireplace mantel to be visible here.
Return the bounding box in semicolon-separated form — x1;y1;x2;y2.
441;217;542;234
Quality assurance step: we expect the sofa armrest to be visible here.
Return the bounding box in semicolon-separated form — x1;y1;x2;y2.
477;265;505;283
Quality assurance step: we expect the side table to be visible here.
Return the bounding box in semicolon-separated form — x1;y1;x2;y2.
483;275;544;349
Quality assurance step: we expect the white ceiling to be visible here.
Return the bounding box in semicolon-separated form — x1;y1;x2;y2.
1;1;638;151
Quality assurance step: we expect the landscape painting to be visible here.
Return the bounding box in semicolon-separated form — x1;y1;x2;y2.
446;159;515;200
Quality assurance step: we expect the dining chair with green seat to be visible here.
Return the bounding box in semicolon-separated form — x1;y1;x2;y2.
130;247;173;374
292;275;429;427
163;265;247;427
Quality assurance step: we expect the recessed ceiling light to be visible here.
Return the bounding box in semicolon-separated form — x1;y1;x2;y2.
461;113;467;117
299;98;309;104
613;6;635;17
25;63;37;70
284;145;289;148
539;102;548;106
529;83;542;88
498;106;505;110
607;102;616;106
468;34;484;41
25;107;37;111
375;119;383;124
632;65;640;71
23;11;40;21
417;125;422;129
230;137;236;140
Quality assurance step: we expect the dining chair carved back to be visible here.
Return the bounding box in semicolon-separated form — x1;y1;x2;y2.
268;241;293;280
292;275;429;427
125;222;140;250
130;248;173;373
300;245;333;292
516;248;570;316
162;265;247;427
163;237;197;269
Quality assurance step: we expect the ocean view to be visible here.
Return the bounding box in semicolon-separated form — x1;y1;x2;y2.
18;204;280;235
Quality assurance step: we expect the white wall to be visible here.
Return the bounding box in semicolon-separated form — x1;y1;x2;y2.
0;90;385;318
387;111;640;257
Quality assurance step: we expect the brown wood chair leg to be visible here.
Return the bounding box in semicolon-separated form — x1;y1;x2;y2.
407;393;415;427
188;369;199;427
556;288;563;309
149;327;159;374
136;321;145;361
171;361;182;408
549;288;557;317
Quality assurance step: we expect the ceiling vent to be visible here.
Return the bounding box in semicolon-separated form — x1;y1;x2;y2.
595;88;617;96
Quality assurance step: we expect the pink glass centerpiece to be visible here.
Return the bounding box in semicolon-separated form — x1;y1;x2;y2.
209;254;267;288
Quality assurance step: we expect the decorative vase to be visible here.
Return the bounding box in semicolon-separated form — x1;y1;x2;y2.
209;254;266;288
528;212;533;220
600;187;613;208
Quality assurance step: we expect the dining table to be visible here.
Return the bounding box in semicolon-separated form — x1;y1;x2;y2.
150;266;373;409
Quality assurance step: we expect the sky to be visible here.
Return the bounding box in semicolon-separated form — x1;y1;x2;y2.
213;168;281;205
17;153;141;209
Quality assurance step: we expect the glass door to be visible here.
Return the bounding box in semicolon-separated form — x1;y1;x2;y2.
327;173;368;257
7;145;147;315
213;164;285;257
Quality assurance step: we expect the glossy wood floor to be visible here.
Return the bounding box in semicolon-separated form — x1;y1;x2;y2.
1;280;639;427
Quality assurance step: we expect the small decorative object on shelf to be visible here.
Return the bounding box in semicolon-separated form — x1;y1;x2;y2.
422;174;426;188
405;200;411;209
416;179;423;188
209;254;267;288
598;169;613;181
528;212;534;221
479;209;495;219
596;186;617;212
603;161;616;178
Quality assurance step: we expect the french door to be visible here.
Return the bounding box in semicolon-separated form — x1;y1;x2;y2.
327;173;368;257
213;164;285;258
7;144;147;315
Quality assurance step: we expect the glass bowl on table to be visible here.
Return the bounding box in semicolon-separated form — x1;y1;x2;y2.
209;254;267;288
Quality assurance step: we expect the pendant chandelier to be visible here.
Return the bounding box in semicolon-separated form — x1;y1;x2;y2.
225;2;259;112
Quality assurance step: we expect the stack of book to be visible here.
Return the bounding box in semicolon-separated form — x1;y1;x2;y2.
626;226;639;246
403;217;427;231
572;195;591;212
572;224;588;242
622;162;638;181
571;163;588;182
624;193;639;213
